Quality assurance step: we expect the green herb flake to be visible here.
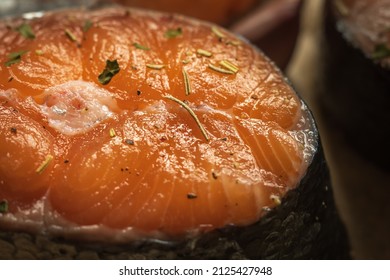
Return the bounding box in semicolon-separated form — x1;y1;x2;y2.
372;44;390;60
146;64;165;70
164;94;209;141
98;59;120;85
16;22;35;39
133;42;150;51
4;50;28;67
196;49;213;57
0;200;8;214
83;19;93;32
164;27;182;38
36;154;54;175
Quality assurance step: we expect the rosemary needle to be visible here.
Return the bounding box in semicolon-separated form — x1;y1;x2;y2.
182;69;192;95
208;64;235;75
36;154;53;174
163;94;209;141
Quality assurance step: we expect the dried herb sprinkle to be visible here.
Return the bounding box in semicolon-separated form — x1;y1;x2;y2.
109;128;116;138
164;94;209;141
197;49;212;57
36;155;53;175
16;22;35;39
4;50;28;67
211;26;226;39
219;60;239;73
65;29;78;43
182;69;192;96
133;43;150;50
98;59;120;85
146;64;165;70
164;27;182;38
0;200;8;214
83;20;93;32
208;64;235;75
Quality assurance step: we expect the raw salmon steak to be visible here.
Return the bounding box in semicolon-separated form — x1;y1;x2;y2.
0;7;316;241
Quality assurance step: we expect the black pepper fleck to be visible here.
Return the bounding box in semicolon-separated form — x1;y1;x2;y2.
125;139;135;145
64;160;69;164
10;127;17;134
212;171;218;179
137;90;141;96
187;193;197;199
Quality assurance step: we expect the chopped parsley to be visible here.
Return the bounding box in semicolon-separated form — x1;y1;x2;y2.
133;43;150;50
164;27;182;38
372;44;390;60
83;20;93;32
16;22;35;39
0;200;8;214
4;50;28;67
98;59;120;85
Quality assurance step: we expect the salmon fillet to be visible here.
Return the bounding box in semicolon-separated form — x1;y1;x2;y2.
0;7;315;240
